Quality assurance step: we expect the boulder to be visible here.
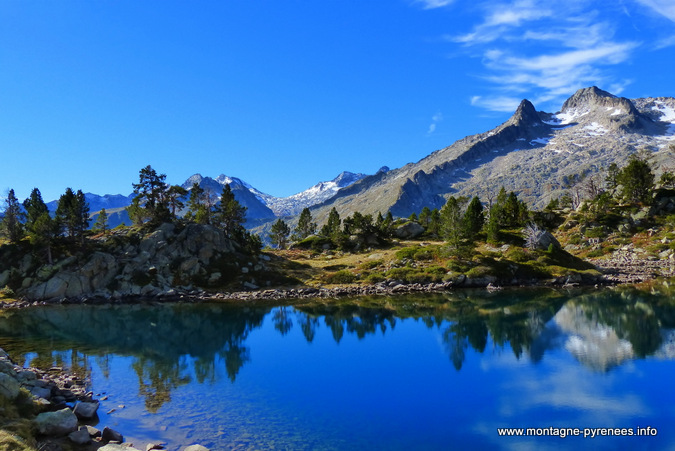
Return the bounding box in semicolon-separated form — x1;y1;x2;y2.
0;269;9;287
393;221;425;239
30;385;52;400
102;426;124;443
73;401;99;419
184;446;211;451
34;408;78;436
68;428;92;445
0;372;20;399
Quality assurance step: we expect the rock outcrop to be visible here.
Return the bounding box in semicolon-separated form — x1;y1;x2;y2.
4;223;266;302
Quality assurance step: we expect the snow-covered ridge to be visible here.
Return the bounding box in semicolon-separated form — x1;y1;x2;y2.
197;171;368;217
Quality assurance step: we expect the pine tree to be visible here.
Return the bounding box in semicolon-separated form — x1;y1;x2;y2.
23;188;48;232
1;189;25;243
427;209;441;237
463;197;484;236
617;155;655;204
440;196;468;252
321;207;341;240
295;207;317;240
214;184;247;239
30;212;58;264
93;209;109;235
56;188;89;245
166;185;188;218
185;182;208;224
130;165;170;225
419;206;432;228
270;218;291;249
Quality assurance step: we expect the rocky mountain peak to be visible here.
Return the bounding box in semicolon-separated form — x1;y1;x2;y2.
555;86;652;132
509;99;542;127
561;86;616;112
183;173;205;187
560;86;639;119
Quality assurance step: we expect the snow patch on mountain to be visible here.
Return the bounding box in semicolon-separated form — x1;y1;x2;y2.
260;171;367;216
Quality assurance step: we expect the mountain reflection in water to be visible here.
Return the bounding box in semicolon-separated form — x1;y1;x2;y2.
0;285;673;449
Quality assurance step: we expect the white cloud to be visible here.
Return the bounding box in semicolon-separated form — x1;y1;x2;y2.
415;0;454;9
441;0;641;112
427;112;443;134
636;0;675;22
470;95;522;112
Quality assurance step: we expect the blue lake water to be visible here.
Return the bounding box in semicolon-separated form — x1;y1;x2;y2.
1;286;675;450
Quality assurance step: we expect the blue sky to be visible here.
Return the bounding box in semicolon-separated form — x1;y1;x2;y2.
1;0;674;203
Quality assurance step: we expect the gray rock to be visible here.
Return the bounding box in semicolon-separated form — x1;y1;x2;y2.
16;369;37;381
73;401;99;419
99;445;143;451
184;446;211;451
0;372;20;399
34;408;78;436
0;269;9;287
30;385;52;400
393;221;425;239
0;360;14;374
102;426;124;443
68;428;91;445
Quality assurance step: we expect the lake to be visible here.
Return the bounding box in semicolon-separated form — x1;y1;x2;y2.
1;285;674;450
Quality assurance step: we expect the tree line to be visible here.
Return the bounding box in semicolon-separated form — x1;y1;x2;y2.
0;165;260;263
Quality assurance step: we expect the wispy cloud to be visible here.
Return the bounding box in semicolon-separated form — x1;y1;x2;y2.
636;0;675;22
470;95;521;113
438;0;643;112
427;112;443;134
414;0;454;10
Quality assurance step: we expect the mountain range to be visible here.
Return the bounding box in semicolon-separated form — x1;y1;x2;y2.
45;86;675;230
304;86;675;225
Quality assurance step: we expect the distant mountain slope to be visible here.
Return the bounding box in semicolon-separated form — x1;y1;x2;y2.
307;86;675;223
250;171;368;216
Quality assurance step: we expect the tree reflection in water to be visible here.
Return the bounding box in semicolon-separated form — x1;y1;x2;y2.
0;284;673;412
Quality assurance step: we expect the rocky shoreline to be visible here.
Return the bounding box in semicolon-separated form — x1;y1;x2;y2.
0;346;212;451
0;267;627;308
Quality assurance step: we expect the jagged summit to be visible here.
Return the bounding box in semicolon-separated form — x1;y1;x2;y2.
509;99;542;127
561;86;616;112
554;86;652;132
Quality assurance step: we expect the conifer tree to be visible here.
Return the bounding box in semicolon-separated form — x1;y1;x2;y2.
30;212;58;264
185;182;208;224
214;184;247;239
56;188;89;245
130;165;170;225
23;188;48;232
427;208;441;237
419;206;432;228
295;207;317;240
463;196;484;236
93;209;109;235
1;189;25;243
270;218;291;249
617;155;655;204
321;207;341;240
166;185;188;218
440;196;467;252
